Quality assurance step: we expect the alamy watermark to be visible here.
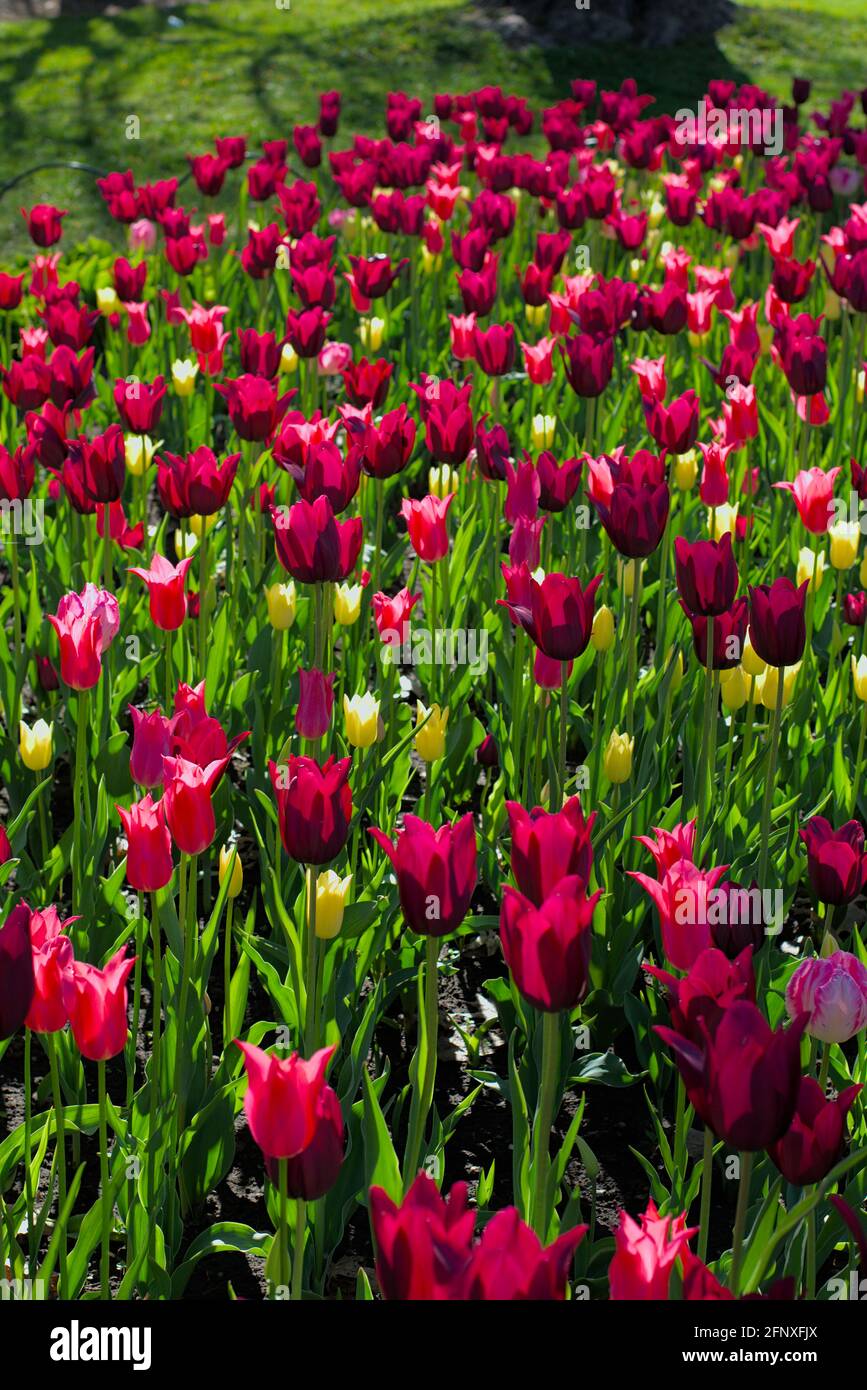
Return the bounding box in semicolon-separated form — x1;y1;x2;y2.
674;99;783;158
379;626;489;675
0;498;44;545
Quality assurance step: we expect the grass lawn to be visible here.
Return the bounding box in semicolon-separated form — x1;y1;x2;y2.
0;0;864;256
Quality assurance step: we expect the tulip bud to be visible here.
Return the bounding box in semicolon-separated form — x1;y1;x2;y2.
359;317;385;351
629;257;642;280
604;729;633;783
797;545;825;590
414;702;448;762
333;582;362;626
97;285;121;316
124;434;159;477
315;869;352;939
174;529;198;559
188;512;218;540
618;557;637;598
171;358;199;397
709;503;738;541
648;196;665;230
759;662;800;709
531;414;556;451
741;631;767;678
428;464;459;500
265;581;297;630
343;692;380;748
525;303;546;328
720;666;747;711
857;369;865;407
19;717;53;771
280;342;299;375
673;449;698;491
219;844;243;899
829;521;859;570
852;654;867;701
591;603;615;652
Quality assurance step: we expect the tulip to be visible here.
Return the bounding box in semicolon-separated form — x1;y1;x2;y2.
157;447;239;517
609;1201;696;1300
161;755;229;856
462;1207;586;1301
125;435;159;477
400;494;454;563
656;1001;807;1150
630;858;729;971
560;332;614;397
774;466;841;534
128;707;171;788
748;578;808;668
674;449;698;491
214;375;294;441
21;203;68;247
591;604;615;652
67;424;125;503
369;813;477;938
62;947;135;1062
500;875;600;1012
219;844;243;899
604;729;634;784
644;946;755;1046
116;795;174;893
129;553;193;631
799;817;867;906
19;717;53;771
852;654;867;700
113;375;166;435
236;1040;336;1159
785;951;867;1044
272;496;363;584
48;585;120;690
172;359;199;397
333;582;362;626
429;464;459;500
315;870;352;939
265;581;297;630
675;533;739;617
269;755;352;865
0;904;35;1039
343;692;380;748
768;1077;861;1186
506;797;595;905
414;702;449;763
843;592;867;627
643;390;700;455
296;668;335;741
829;522;859;570
25;906;76;1034
635;820;698;877
500;566;601;662
370;1174;476;1299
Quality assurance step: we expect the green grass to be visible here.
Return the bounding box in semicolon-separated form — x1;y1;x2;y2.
0;0;864;257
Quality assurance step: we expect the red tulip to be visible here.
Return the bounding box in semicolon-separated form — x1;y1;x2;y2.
472;322;516;377
0;904;35;1040
560;332;614;397
157;447;240;518
644;389;700;455
264;1078;344;1198
361;405;416;479
161;754;229;855
634;820;696;876
187;153;230;197
25;906;77;1034
799;816;867;906
591;449;669;558
47;584;120;690
214;374;294;441
462;1208;586;1300
506;797;595;905
116;795;174;893
0;272;25;311
413;375;474;466
400;494;454;562
129;553;193;631
129;706;172;787
370;814;477;937
774;466;841;533
347;254;407;300
768;1077;861;1185
644;945;755;1047
21;204;68;247
341;357;392;409
272;495;363;583
285;439;361;513
609;1201;696;1300
284;307;331;359
269;755;352;865
372;586;420;650
370;1173;475;1300
62;946;135;1062
629;858;729;970
296;668;335;740
235;1041;336;1159
500;875;600;1012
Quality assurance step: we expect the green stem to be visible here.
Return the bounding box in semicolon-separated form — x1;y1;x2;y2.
23;1029;34;1266
46;1033;69;1297
147;891;162;1284
698;1125;713;1265
531;1010;560;1238
292;1198;306;1301
98;1060;111;1299
757;670;785;887
403;936;440;1188
223;897;234;1051
558;662;569;807
729;1149;754;1296
304;865;319;1052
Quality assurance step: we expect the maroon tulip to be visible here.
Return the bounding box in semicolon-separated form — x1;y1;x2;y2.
500;875;600;1012
560;333;614;398
768;1077;861;1185
272;495;363;583
293;124;323;169
506;797;595;905
501;566;602;662
0;443;36;501
187;153;230;196
66;424;125;504
413;376;474;467
286;440;361;514
347;254;407;300
842;591;867;627
342;357;392;410
656;1001;807;1150
1;355;52;411
748;578;808;667
675;532;739;617
296;668;335;740
799;816;867;906
0;904;35;1040
369;814;477;938
472;322;515;377
21;204;67;247
682;597;750;671
237;328;284;380
284;307;331;359
48;345;96;412
776;315;827;397
0;272;25;311
269;755;352;865
592;449;670;558
535;451;582;513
